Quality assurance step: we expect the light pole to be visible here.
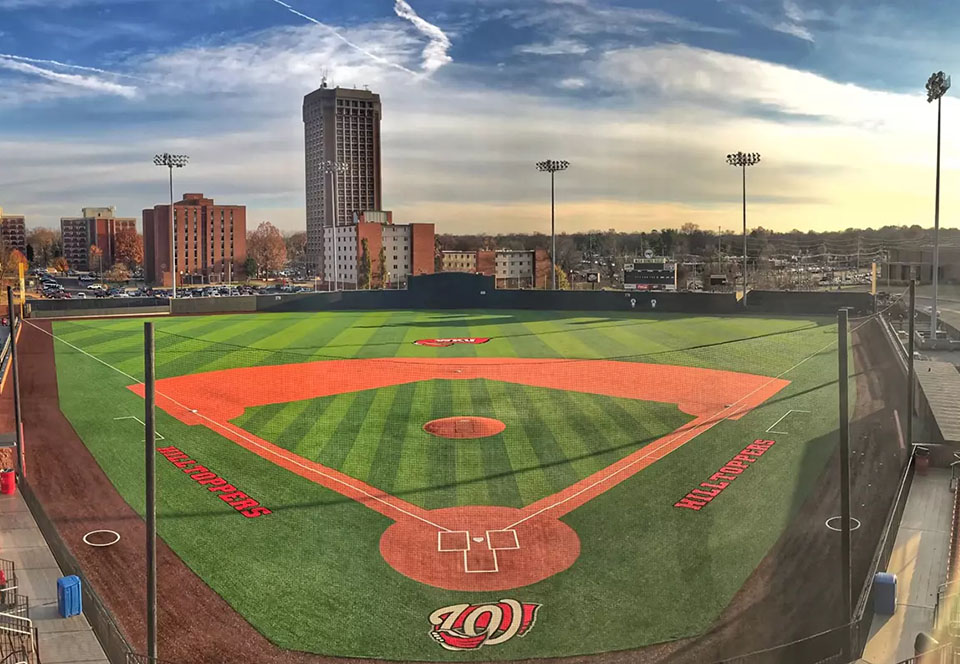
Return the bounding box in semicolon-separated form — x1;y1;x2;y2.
153;153;189;298
536;159;570;290
926;71;950;340
725;151;761;306
320;160;349;291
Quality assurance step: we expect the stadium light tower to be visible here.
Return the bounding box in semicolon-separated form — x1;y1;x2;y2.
536;159;570;290
153;153;189;299
320;160;350;291
926;71;950;340
725;151;761;306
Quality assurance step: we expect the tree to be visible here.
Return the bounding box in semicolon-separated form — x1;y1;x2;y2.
246;222;287;276
244;257;259;280
25;245;34;263
26;228;58;265
554;235;582;272
105;262;131;283
377;244;387;287
555;265;570;290
358;238;372;289
89;245;104;274
284;231;307;270
53;257;69;273
115;228;144;269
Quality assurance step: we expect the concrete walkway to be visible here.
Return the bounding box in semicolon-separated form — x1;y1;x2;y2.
0;490;108;663
860;468;954;664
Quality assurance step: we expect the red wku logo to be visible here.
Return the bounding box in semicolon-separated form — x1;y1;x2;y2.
414;338;491;347
429;600;540;650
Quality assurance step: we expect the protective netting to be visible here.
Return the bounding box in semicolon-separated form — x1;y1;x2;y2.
22;300;911;664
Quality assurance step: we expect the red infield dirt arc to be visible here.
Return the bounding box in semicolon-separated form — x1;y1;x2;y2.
127;357;788;592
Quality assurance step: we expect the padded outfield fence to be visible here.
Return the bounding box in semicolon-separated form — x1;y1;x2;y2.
11;288;916;664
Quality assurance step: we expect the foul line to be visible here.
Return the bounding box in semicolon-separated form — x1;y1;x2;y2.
113;415;165;440
765;409;810;435
25;320;450;533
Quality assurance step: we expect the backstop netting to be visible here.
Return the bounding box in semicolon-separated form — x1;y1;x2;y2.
17;299;912;664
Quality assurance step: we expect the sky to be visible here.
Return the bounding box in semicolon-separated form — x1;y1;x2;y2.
1;0;959;235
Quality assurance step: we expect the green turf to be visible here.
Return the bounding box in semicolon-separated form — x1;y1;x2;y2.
47;310;844;660
231;379;693;510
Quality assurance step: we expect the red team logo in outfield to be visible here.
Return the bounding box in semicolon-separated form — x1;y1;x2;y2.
414;338;491;347
429;599;540;650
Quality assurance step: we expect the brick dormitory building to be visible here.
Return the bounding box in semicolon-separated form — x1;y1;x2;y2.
60;207;136;271
440;248;551;288
143;193;246;287
322;210;434;288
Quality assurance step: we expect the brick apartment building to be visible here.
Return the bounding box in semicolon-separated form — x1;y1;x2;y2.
322;210;433;288
60;207;136;271
0;210;26;254
143;193;246;287
440;248;551;288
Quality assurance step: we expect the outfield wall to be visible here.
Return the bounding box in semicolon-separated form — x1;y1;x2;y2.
28;274;877;318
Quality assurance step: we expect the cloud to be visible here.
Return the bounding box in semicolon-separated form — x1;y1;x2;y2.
0;57;137;98
557;77;586;90
268;0;417;76
392;0;452;74
517;39;589;56
726;0;815;42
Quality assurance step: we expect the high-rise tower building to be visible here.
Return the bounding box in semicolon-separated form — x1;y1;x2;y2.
303;82;382;275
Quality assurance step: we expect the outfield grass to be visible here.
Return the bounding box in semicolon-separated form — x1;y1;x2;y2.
48;310;843;660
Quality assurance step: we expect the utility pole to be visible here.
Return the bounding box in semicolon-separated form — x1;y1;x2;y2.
838;307;852;660
144;322;158;661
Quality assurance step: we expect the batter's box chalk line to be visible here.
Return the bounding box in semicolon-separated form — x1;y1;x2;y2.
765;409;811;435
437;528;521;574
113;416;165;441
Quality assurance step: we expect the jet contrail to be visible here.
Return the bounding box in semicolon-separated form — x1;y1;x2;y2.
393;0;451;74
0;53;147;81
0;57;137;98
268;0;417;76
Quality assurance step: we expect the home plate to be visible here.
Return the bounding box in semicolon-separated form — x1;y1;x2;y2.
472;537;484;542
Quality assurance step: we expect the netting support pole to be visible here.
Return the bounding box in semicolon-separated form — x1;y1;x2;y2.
6;287;24;480
144;322;158;660
907;280;915;450
838;307;852;659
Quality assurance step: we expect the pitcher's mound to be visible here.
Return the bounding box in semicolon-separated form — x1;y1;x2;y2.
424;416;505;439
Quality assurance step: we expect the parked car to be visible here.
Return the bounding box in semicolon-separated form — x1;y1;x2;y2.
78;274;95;282
87;283;106;290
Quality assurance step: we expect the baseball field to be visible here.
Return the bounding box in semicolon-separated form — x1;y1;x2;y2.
41;309;845;661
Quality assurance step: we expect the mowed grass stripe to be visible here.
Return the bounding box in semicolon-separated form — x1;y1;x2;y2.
470;379;522;508
423;380;458;510
308;311;393;360
503;382;579;495
450;380;490;506
293;393;358;460
339;386;397;482
391;380;438;504
523;385;604;479
367;382;419;496
483;380;550;506
248;314;342;367
355;312;420;359
164;316;284;375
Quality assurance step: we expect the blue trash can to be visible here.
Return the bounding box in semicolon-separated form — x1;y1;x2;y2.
57;575;81;618
874;572;897;615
